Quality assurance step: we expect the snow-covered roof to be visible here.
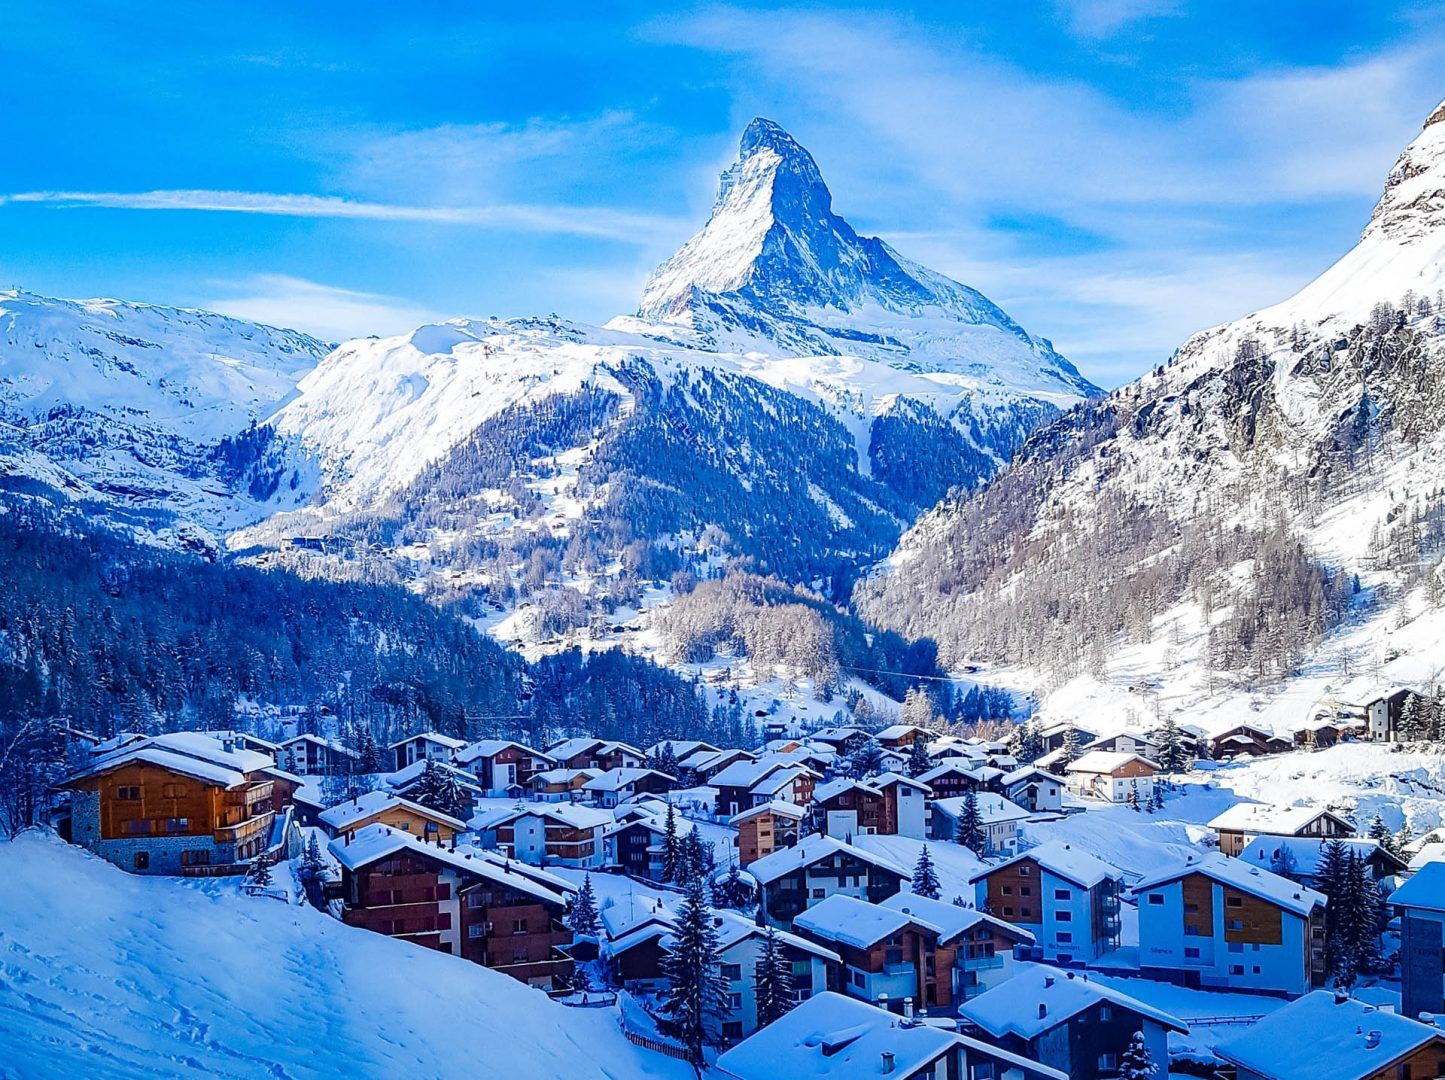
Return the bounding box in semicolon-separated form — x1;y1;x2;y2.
1239;836;1404;878
385;758;482;791
66;732;277;790
871;772;929;793
318;790;468;833
932;794;1030;826
794;894;929;949
961;964;1187;1040
717;991;1066;1080
811;777;876;805
874;724;933;741
710;758;788;789
582;767;671;792
968;841;1119;889
530;767;597;785
879;893;1034;945
1406;842;1445;871
644;739;718;759
454;739;552;765
280;734;357;756
748;834;911;885
1391;860;1445;912
480;802;611;831
1064;750;1159;775
599;897;673;942
1131;853;1325;917
749;765;814;796
327;824;572;906
1207;803;1355;835
730;800;805;824
386;731;466;751
1000;765;1058;787
1215;990;1444;1080
544;737;604;760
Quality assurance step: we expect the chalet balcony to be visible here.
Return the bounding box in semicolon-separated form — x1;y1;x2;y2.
224;780;274;812
214;810;274;845
961;954;1005;972
1100;893;1121;913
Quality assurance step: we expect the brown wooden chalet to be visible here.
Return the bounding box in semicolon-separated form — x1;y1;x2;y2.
329;823;576;988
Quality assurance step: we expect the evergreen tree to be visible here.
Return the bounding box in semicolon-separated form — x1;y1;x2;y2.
1127;780;1141;811
660;801;682;883
251;849;273;888
911;845;942;899
713;863;754;909
847;736;885;779
1398;694;1426;742
1366;812;1396;858
753;926;796;1029
355;728;385;774
1149;785;1165;812
955;788;985;855
680;827;715;884
568;873;601;936
1118;1031;1158;1079
1017;719;1045;763
1058;724;1080;769
905;736;933;779
657;876;731;1063
1393;821;1414;858
659;741;680;781
301;832;326;881
1156;716;1189;774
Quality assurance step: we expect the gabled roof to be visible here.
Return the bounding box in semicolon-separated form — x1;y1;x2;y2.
453;739;552;765
811;777;882;805
874;724;934;741
730;800;806;825
529;767;597;785
967;840;1118;889
386;731;466;751
1207;802;1356;836
61;732;275;791
327;824;572;906
384;758;482;792
932;793;1030;826
879;893;1034;946
1000;765;1059;787
1064;750;1159;774
1239;836;1407;878
794;894;929;950
582;767;672;792
871;771;929;793
717;991;1067;1080
1131;853;1325;918
710;757;790;789
962;964;1187;1040
749;834;910;885
279;733;358;757
1215;990;1444;1080
318;789;468;833
644;739;719;759
478;801;611;831
1390;860;1445;912
544;737;605;760
749;765;816;796
917;761;985;784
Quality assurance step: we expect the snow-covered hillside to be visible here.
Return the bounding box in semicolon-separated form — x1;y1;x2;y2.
0;832;689;1080
0;290;329;528
861;98;1445;740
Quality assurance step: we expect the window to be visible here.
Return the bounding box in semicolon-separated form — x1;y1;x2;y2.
1098;1053;1118;1071
133;851;149;870
1019;886;1032;897
467;893;485;909
1055;889;1072;901
398;822;411;831
1226;896;1243;908
1184;947;1200;959
721;964;742;981
1056;911;1071;922
812;888;826;899
1228;919;1243;931
1003;906;1014;917
125;819;152;835
512;919;528;935
1098;1004;1112;1021
162;783;185;798
164;818;189;833
1001;885;1013;895
1228;942;1244;953
885;947;903;965
1229;965;1245;975
117;786;141;801
1021;908;1033;919
1057;932;1072;943
723;1022;743;1040
1019;865;1032;876
513;949;528;963
727;993;742;1010
181;850;210;867
1148;894;1165;905
852;970;866;988
468;925;485;939
1184;902;1199;914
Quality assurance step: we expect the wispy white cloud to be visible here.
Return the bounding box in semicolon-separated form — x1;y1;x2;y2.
203;274;445;342
1049;0;1180;38
0;189;685;243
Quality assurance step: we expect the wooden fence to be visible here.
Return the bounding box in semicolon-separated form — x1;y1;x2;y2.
621;1028;692;1062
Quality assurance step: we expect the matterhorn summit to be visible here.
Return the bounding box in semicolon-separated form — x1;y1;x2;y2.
626;118;1098;401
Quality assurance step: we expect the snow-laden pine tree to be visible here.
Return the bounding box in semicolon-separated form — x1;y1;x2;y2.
1058;724;1080;769
905;736;933;778
1118;1031;1158;1079
848;736;885;778
657;875;731;1063
713;863;754;909
569;873;600;937
1156;716;1189;774
912;845;941;899
955;788;985;854
661;801;682;883
752;926;796;1029
251;850;273;887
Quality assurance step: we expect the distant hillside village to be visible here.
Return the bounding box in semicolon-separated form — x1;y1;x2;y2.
9;682;1445;1080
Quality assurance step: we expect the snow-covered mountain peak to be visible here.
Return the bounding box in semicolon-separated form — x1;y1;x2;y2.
632;120;1098;398
1364;97;1445;245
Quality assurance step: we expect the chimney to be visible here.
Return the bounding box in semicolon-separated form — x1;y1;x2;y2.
1364;1031;1381;1050
1037;1003;1047;1020
1334;989;1349;1005
345;830;352;846
903;997;914;1020
880;1052;896;1075
1044;976;1055;988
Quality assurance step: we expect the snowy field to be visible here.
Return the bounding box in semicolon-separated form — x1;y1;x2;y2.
0;832;691;1080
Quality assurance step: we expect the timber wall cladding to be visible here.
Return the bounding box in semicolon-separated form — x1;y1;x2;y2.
985;859;1041;924
97;763;221;838
1221;887;1283;945
1181;873;1214;936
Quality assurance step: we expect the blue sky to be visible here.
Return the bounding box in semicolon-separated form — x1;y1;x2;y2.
2;1;1443;385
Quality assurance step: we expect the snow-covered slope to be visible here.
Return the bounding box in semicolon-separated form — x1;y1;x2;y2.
0;831;689;1079
861;98;1445;737
0;290;329;528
